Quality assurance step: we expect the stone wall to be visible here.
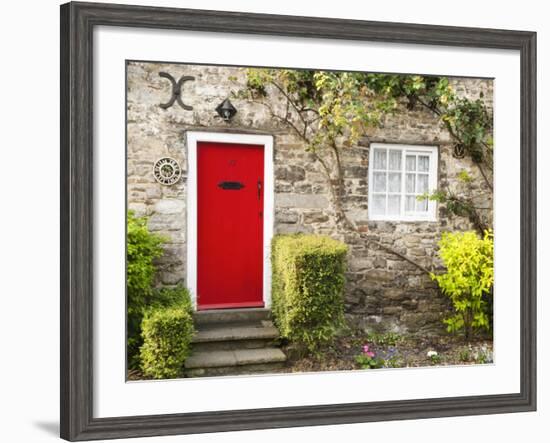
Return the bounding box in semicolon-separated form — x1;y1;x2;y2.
127;61;493;335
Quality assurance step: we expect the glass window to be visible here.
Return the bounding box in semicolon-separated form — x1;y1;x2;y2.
369;145;437;221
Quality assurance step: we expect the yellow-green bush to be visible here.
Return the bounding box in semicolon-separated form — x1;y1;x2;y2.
140;307;195;379
431;229;494;340
271;234;348;353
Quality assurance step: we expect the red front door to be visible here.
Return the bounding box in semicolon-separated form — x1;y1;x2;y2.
197;141;264;310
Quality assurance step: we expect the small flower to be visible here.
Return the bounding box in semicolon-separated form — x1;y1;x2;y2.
366;351;375;358
427;350;438;358
362;344;370;353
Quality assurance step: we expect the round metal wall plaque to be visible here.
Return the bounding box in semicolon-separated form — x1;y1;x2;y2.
153;157;182;185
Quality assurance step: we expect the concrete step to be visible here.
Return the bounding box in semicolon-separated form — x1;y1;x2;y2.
184;348;286;377
185;361;286;377
193;308;271;326
192;325;280;351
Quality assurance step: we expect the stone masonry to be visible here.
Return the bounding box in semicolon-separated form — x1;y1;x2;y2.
127;61;493;335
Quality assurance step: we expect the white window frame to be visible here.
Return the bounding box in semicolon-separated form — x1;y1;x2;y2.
368;143;438;222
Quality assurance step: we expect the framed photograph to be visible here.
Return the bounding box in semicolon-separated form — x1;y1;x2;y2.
60;1;536;440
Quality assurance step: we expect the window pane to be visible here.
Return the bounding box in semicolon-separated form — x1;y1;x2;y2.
372;194;386;215
405;195;416;211
416;198;428;212
373;172;387;192
418;155;430;172
373;149;387;170
369;146;436;220
417;174;429;193
388;195;401;215
388;150;402;171
388;173;401;193
406;155;416;171
405;173;415;193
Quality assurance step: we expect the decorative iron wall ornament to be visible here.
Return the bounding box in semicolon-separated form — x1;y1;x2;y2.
153;157;182;185
158;72;195;110
453;143;466;159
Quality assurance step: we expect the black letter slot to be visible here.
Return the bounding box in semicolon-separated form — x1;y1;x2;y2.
218;181;245;190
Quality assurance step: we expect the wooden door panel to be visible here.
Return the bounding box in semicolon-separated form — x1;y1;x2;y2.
197;141;264;309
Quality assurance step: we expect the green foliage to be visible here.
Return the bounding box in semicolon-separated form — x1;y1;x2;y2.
364;73;443;110
127;211;166;305
149;285;193;311
355;353;384;369
271;234;348;353
367;331;402;347
366;74;493;233
458;169;473;183
140;307;195;379
355;343;401;369
420;184;489;235
458;345;492;364
243;68;390;155
431;230;494;340
365;74;493;166
242;69;493;236
127;211;167;368
441;96;492;164
459;349;472;362
428;352;442;365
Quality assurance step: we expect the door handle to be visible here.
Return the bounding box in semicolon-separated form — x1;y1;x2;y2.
257;179;262;200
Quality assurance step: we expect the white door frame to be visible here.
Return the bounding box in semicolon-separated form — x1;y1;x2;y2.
186;131;274;311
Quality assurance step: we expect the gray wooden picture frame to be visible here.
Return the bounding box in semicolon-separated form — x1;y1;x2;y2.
60;1;537;441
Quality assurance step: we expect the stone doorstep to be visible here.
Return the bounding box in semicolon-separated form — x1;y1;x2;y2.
193;308;271;326
184;348;287;370
192;325;279;343
184;361;286;378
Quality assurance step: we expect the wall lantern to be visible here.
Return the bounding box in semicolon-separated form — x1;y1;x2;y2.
216;98;237;121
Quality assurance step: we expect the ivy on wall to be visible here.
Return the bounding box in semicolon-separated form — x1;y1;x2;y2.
364;74;493;235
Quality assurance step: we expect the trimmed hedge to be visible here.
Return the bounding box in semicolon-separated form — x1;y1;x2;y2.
150;285;193;312
140;306;195;379
271;234;348;353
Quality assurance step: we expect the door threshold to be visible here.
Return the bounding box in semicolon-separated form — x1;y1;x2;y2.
197;302;265;311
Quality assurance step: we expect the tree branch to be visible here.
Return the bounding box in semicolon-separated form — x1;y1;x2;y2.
475;163;493;192
368;238;433;275
245;99;311;145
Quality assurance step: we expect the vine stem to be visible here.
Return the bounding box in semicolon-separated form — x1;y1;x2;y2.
338;209;433;276
369;239;433;275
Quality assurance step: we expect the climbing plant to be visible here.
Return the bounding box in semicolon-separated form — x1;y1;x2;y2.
238;69;493;268
364;74;493;235
241;69;392;229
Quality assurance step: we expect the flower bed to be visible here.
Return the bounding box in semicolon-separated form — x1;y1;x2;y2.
278;333;493;373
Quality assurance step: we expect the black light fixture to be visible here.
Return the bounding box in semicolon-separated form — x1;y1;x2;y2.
216;98;237;121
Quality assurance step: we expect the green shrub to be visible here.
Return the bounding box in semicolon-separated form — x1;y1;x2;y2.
367;331;402;347
150;285;193;312
140;307;195;379
271;234;348;353
127;210;167;368
431;229;494;340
